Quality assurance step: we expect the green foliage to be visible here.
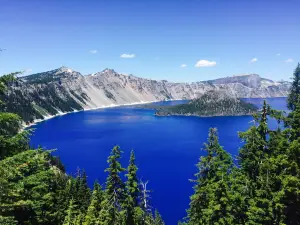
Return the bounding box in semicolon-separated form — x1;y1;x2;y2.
0;78;84;123
155;90;258;117
0;112;22;136
154;210;164;225
125;150;140;225
184;63;300;225
186;128;235;224
287;63;300;111
0;72;31;159
105;146;126;208
5;63;300;225
83;181;103;225
0;70;163;225
63;199;79;225
0;72;18;100
0;150;68;224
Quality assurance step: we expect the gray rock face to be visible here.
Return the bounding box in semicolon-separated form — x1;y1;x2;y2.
6;67;290;121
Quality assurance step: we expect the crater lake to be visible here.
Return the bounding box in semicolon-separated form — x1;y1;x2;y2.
29;97;287;224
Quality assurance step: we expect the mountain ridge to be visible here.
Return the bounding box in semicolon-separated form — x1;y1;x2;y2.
1;67;291;123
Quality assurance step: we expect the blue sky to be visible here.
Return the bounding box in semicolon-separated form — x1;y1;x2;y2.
0;0;299;82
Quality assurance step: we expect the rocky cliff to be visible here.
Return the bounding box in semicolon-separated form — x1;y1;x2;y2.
1;67;290;123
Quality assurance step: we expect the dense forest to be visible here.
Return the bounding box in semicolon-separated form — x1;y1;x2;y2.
0;63;300;225
154;90;258;117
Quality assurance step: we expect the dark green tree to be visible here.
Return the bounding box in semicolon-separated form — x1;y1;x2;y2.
63;199;78;225
186;128;234;224
78;169;91;211
154;210;164;225
125;150;140;225
99;146;126;225
83;181;103;225
287;63;300;111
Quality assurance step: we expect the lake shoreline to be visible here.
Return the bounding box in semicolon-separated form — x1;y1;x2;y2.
23;96;287;129
154;112;255;118
22;99;177;129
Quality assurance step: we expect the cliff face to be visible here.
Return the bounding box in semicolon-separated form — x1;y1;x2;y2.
2;67;290;122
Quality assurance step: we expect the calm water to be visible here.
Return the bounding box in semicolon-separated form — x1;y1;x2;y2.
30;97;287;224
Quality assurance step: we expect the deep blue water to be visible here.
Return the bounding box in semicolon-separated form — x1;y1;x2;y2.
29;97;287;225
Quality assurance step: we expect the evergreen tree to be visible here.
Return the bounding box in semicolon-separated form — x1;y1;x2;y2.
63;199;78;225
287;63;300;111
78;169;91;211
186;128;234;224
0;149;67;224
286;64;300;141
277;62;300;224
83;181;103;225
99;146;126;225
154;210;164;225
0;72;30;159
125;150;140;225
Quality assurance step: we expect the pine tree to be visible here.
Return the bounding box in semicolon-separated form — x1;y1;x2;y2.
99;146;126;225
154;210;164;225
0;72;30;159
287;63;300;111
83;180;103;225
125;150;140;225
277;62;300;224
286;64;300;141
78;169;91;211
187;128;234;224
63;199;78;225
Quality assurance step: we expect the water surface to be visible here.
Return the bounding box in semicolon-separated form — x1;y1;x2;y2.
30;97;287;224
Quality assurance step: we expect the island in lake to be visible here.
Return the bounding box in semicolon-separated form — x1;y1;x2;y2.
153;90;258;117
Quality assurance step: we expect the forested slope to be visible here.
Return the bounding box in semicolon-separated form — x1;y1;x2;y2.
155;90;258;117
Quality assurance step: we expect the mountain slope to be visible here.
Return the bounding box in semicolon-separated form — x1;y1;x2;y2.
0;67;290;123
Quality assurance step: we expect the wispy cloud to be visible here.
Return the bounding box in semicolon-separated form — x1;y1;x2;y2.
284;58;294;63
180;64;187;68
89;50;98;54
24;68;32;73
195;60;216;68
276;53;281;56
250;58;258;63
120;53;136;58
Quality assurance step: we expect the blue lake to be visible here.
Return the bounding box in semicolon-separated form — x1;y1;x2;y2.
29;97;287;224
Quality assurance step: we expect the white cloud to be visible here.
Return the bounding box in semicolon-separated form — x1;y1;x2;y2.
284;58;294;63
24;68;32;73
276;53;281;56
120;53;136;58
89;50;98;54
195;60;216;68
180;64;187;68
250;58;258;63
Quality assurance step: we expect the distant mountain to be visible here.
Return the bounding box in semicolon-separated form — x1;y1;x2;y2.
0;67;290;123
154;90;258;117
